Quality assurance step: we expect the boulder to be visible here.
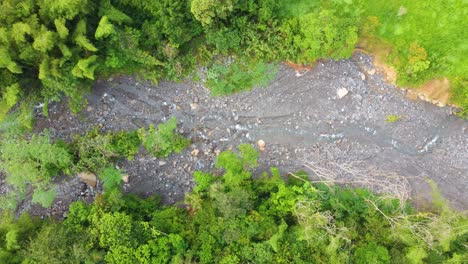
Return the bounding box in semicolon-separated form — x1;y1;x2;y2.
78;172;97;188
257;140;266;151
121;174;129;184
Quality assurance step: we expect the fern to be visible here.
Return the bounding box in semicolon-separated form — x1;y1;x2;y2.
3;83;20;108
38;0;89;20
95;16;115;40
131;49;163;67
75;35;98;52
11;22;32;43
72;55;98;79
54;18;69;39
99;166;123;192
58;43;72;58
0;47;22;74
32;26;56;52
74;19;87;35
0;27;9;44
99;0;133;24
38;57;49;79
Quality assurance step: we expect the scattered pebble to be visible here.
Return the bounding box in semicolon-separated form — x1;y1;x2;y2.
191;149;200;156
337;88;349;99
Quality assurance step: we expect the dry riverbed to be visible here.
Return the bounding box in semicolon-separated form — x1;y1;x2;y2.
13;52;467;218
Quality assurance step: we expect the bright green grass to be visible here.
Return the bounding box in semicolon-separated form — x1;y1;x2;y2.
360;0;467;114
363;0;467;84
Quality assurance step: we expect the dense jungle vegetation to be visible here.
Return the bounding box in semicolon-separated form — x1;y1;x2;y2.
0;0;466;121
0;0;467;263
1;145;467;263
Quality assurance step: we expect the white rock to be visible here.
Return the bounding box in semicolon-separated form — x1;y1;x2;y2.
159;161;167;166
191;149;200;156
190;103;198;110
121;174;129;183
367;69;376;75
337;88;349;99
360;72;366;80
257;140;266;151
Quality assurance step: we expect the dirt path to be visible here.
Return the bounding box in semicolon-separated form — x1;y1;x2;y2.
29;52;467;217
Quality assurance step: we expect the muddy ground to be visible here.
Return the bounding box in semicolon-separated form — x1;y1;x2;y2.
16;52;467;218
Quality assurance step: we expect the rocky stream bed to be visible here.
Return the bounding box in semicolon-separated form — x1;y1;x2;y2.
9;52;467;218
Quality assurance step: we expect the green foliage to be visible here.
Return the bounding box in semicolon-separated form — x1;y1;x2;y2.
138;117;190;157
0;83;20;121
0;211;39;263
354;242;391;264
286;10;359;63
359;0;467;113
450;78;468;118
206;59;278;96
31;188;56;207
95;16;115;40
190;0;235;26
71;55;99;80
0;133;73;208
386;114;401;123
99;166;123;193
71;119;186;178
109;130;141;160
72;128;117;173
1;145;467;263
0;0;464;117
53;18;68;39
32;26;55;53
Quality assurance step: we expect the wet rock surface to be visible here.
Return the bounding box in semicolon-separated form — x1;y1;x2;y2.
22;52;467;218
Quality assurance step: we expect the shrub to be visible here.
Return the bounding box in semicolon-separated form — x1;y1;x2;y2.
285;9;358;63
0;133;73;208
138;117;190;157
385;114;401;123
110;130;141;160
72;128;117;173
206;59;278;96
99;166;123;193
2;145;467;263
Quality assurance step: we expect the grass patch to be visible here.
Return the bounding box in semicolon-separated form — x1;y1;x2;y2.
385;114;401;123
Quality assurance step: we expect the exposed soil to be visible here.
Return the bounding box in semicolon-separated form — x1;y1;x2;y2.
15;52;467;218
406;78;452;107
357;40;453;108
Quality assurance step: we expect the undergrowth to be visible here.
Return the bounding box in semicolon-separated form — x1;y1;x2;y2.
205;59;277;96
138;117;190;157
0;118;188;209
0;144;465;263
0;0;466;117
